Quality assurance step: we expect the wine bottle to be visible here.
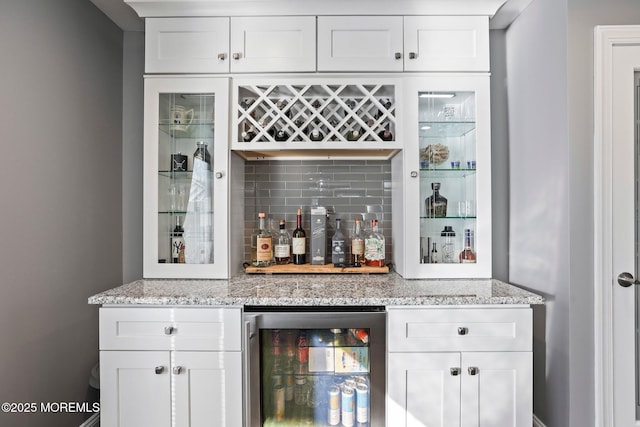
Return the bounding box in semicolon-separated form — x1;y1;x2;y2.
275;129;290;142
241;125;257;142
331;218;346;265
170;216;185;264
309;129;324;142
364;219;385;267
431;242;439;264
292;208;306;265
351;218;364;266
346;129;361;141
377;126;393;141
459;229;477;263
274;219;291;265
251;212;273;267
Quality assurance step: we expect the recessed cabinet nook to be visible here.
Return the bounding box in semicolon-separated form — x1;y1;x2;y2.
96;1;537;426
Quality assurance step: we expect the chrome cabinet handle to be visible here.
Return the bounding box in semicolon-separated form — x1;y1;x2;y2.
409;52;417;59
155;366;165;374
410;171;418;178
395;52;402;60
450;367;461;376
217;53;227;61
618;272;639;287
173;366;183;375
233;52;241;60
215;171;224;179
164;326;175;335
468;367;479;376
457;327;468;335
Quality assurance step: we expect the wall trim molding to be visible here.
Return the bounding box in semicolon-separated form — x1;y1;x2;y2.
593;24;640;427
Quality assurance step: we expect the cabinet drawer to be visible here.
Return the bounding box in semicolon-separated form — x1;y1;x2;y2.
145;17;230;73
387;307;532;352
100;307;242;351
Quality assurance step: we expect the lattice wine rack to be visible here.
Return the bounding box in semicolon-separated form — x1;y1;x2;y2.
232;79;399;148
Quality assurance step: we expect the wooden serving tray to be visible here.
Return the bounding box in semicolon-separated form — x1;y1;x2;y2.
244;263;389;274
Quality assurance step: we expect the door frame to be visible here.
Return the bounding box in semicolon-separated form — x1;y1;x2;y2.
594;25;640;426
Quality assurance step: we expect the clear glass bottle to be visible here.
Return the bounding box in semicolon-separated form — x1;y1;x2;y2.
251;212;273;267
193;141;211;169
292;208;306;265
440;225;457;263
425;182;447;217
364;219;385;267
274;219;291;265
431;242;438;264
331;218;346;265
459;229;477;263
351;219;364;267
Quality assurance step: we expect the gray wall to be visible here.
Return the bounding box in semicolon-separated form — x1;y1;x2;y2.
505;0;640;425
0;0;123;425
122;31;144;283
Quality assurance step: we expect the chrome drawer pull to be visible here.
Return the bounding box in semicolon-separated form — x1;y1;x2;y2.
155;366;165;375
173;366;183;375
164;326;175;335
457;327;468;335
450;367;461;376
468;367;479;376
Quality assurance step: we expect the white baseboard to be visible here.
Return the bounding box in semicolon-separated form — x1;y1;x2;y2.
533;414;547;427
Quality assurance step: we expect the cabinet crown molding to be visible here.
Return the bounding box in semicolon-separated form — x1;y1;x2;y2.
125;0;507;18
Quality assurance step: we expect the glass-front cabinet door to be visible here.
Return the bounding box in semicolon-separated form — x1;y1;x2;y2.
143;77;229;278
399;75;491;278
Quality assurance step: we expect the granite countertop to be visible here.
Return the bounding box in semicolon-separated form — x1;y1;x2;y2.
88;273;544;306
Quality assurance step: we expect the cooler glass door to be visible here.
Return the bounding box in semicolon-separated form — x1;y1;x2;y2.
245;310;385;427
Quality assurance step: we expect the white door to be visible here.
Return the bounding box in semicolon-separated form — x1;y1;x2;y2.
173;351;244;427
595;26;640;426
612;45;640;425
100;351;171;427
387;352;461;426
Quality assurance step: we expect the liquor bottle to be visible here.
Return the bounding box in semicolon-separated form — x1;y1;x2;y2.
364;219;385;267
441;225;457;263
331;218;346;265
170;216;185;264
251;212;273;267
459;229;477;263
425;182;447;217
292;208;306;265
274;219;291;265
351;219;364;266
276;98;291;119
193;141;211;169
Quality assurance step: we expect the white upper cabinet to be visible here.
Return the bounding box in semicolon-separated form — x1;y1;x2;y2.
404;16;490;72
145;17;230;73
229;16;316;73
317;16;404;72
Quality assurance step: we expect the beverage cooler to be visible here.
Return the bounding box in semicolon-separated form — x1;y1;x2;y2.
244;307;386;427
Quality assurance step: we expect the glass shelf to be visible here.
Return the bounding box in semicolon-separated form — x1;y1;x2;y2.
419;121;476;138
420;215;477;220
419;168;477;178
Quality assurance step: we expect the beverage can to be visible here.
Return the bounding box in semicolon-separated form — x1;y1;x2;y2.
274;385;285;421
355;384;369;423
328;385;341;425
341;386;355;427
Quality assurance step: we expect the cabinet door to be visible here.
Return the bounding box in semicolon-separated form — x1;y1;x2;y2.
143;77;229;278
230;17;316;73
145;18;230;73
397;75;491;278
173;351;243;427
388;352;461;427
100;351;171;427
404;16;489;72
317;16;403;72
460;352;532;427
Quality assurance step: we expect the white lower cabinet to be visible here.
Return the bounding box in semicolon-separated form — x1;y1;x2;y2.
387;307;533;427
99;307;243;427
